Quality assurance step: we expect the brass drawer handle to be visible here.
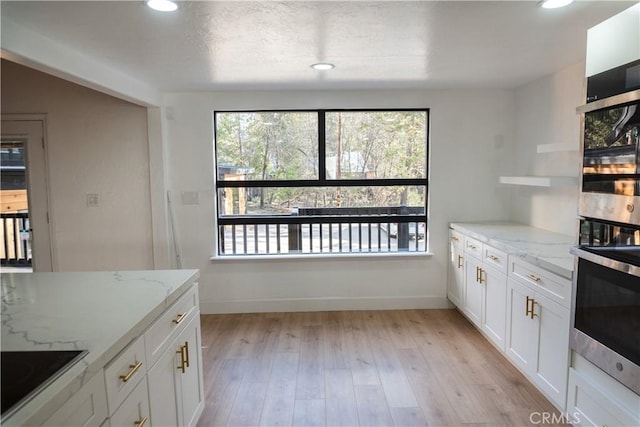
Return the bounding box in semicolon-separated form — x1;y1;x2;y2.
184;341;190;368
468;244;477;250
457;254;463;269
177;345;186;373
135;416;148;427
526;273;541;282
478;268;485;284
172;312;187;325
452;236;459;241
488;254;499;261
525;296;539;319
119;361;143;382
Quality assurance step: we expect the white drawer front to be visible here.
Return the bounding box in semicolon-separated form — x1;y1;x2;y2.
510;259;571;308
450;229;463;250
483;245;508;275
145;284;199;369
567;368;639;427
109;379;150;427
104;335;147;415
464;236;483;259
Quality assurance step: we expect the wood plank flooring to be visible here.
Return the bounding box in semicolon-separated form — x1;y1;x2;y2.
197;309;568;426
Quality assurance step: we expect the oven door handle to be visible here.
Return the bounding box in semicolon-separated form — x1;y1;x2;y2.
570;246;640;277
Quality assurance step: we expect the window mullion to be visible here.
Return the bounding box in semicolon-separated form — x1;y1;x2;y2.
318;111;326;183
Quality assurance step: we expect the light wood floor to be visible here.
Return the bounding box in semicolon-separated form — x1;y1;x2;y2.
196;309;568;427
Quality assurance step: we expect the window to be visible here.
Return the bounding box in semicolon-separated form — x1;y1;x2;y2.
214;109;429;256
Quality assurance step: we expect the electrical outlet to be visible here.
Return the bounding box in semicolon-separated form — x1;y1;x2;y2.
87;193;100;207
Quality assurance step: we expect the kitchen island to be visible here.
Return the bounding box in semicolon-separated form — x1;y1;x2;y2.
1;269;203;426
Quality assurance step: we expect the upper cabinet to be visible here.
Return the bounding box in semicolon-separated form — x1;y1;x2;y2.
585;3;640;77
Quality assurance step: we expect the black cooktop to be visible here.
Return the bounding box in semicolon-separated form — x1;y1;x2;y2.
1;350;88;418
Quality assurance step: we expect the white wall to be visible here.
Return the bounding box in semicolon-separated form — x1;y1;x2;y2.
163;89;515;313
510;62;583;236
1;60;154;271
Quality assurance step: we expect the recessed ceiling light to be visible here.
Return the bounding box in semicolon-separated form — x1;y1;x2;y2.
147;0;178;12
540;0;573;9
311;63;335;71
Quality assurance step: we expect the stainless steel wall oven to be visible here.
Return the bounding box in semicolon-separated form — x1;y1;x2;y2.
572;59;640;395
577;60;640;224
570;220;640;394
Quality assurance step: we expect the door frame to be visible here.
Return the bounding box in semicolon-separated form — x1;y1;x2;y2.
1;114;55;271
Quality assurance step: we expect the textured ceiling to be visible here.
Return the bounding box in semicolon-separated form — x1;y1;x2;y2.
0;1;635;92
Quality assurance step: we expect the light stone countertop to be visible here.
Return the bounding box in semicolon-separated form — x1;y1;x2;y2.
0;269;199;426
449;221;575;279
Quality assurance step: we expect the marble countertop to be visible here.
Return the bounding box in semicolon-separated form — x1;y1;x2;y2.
0;269;199;426
449;221;575;279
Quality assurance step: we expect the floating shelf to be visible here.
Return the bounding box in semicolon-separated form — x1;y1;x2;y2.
536;143;578;153
499;176;578;187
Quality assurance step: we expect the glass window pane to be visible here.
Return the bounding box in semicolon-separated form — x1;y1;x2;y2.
325;111;427;180
215;112;318;181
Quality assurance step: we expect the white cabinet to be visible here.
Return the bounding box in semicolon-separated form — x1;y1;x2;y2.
567;354;640;427
43;372;108;427
506;278;537;373
109;379;150;427
447;230;464;308
448;225;573;412
463;255;483;328
104;336;147;415
451;232;507;351
177;315;205;427
146;287;204;427
481;264;507;352
506;260;571;410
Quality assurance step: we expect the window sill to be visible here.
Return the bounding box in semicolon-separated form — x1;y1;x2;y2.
210;251;434;262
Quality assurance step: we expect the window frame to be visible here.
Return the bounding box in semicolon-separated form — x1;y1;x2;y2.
213;108;430;256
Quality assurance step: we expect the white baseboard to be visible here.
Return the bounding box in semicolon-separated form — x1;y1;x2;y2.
199;296;452;314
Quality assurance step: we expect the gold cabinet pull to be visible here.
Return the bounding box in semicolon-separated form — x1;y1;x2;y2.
525;296;539;319
468;244;477;250
476;266;480;282
478;268;485;284
527;273;541;282
457;254;463;269
452;236;459;241
177;345;186;373
488;254;499;261
184;341;190;368
530;300;539;319
172;312;187;325
119;361;143;383
134;416;148;427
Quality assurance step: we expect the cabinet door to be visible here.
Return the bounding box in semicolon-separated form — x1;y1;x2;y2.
506;278;536;375
532;292;570;409
481;265;507;352
178;314;205;427
147;339;181;427
463;257;483;327
448;243;465;308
